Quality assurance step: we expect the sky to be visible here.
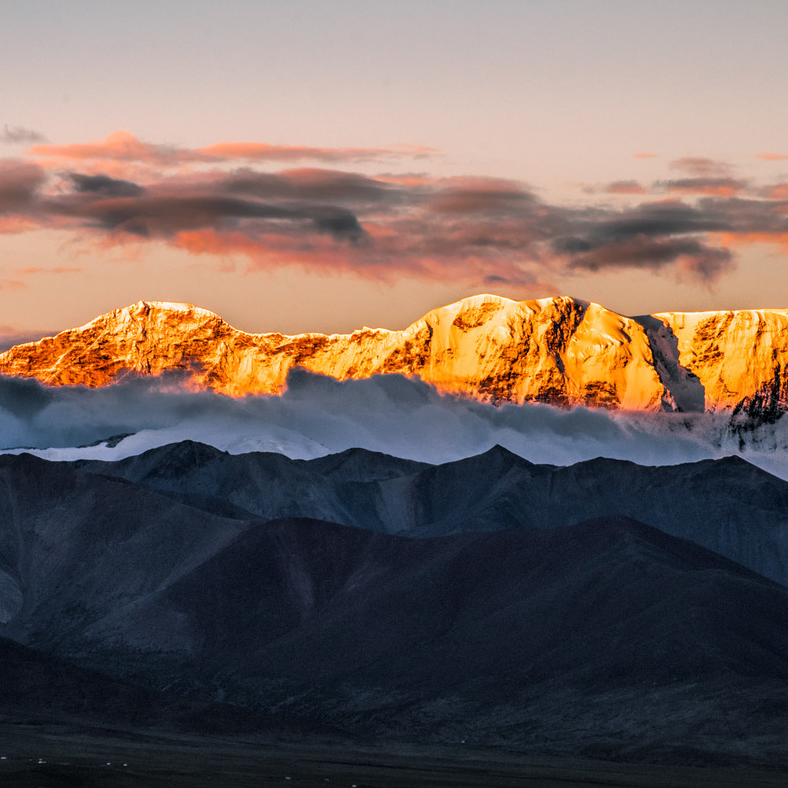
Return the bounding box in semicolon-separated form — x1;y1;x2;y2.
3;0;788;340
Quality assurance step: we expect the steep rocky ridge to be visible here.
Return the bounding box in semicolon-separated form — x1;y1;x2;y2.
4;293;788;415
0;295;675;410
655;308;788;418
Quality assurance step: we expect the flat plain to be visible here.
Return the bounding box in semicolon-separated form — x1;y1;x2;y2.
0;723;786;788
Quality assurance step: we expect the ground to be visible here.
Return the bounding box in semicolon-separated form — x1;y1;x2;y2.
0;722;785;788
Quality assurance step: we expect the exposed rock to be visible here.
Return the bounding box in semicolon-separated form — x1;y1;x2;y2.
3;294;788;415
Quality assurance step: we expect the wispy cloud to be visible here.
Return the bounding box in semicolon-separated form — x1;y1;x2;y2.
0;125;47;144
30;130;436;168
669;157;735;179
660;177;748;197
601;180;649;195
14;266;81;276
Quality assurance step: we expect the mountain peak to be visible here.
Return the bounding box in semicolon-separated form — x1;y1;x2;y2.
2;294;788;417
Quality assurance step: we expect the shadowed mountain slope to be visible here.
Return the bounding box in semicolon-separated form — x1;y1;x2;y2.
0;452;251;646
2;499;788;760
72;442;788;586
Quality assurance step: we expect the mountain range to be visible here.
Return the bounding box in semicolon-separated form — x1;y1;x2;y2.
3;293;788;772
2;294;788;417
2;443;788;765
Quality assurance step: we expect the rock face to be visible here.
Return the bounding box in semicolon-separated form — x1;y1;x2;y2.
655;309;788;418
2;294;788;414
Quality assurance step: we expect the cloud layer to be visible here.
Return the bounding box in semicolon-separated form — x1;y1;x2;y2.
3;370;788;480
1;133;788;287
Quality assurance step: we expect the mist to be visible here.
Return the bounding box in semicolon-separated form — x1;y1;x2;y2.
2;368;788;477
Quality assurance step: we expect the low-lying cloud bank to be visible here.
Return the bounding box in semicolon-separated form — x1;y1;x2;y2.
3;369;788;477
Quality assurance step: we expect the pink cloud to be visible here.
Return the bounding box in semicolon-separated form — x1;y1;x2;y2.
669;157;734;178
29;131;436;169
6;134;788;289
30;130;178;163
14;266;81;276
199;141;434;163
603;181;649;195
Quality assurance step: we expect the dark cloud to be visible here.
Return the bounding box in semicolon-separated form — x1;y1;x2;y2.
552;200;740;282
45;188;367;244
426;181;539;215
5;150;788;286
552;200;726;251
698;196;788;235
69;173;145;197
0;125;47;144
0;160;46;212
568;236;733;282
222;168;403;207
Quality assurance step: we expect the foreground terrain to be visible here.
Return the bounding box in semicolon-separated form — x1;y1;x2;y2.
1;723;785;788
1;443;787;779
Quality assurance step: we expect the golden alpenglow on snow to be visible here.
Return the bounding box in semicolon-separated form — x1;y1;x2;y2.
1;294;787;417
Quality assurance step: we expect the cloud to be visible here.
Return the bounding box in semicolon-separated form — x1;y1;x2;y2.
14;267;81;276
602;181;649;195
31;130;178;164
661;177;748;197
198;141;435;163
30;130;435;168
669;157;734;178
757;152;788;161
0;125;46;144
0;160;46;212
566;235;733;282
5;134;788;287
768;184;788;200
222;168;403;206
3;370;788;481
68;172;145;197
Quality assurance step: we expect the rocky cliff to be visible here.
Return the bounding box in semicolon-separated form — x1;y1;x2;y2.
1;294;786;415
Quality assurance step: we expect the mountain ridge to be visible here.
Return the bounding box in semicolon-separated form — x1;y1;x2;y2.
2;293;788;416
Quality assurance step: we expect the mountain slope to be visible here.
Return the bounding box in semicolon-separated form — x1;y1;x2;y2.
0;294;706;410
655;308;788;418
72;442;788;586
0;452;252;646
5;293;788;415
4;505;788;759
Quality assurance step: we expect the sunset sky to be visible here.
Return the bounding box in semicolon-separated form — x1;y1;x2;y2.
3;0;788;341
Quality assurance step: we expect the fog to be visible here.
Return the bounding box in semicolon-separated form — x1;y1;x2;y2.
2;369;788;477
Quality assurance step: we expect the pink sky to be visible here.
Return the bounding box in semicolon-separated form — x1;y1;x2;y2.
2;1;788;337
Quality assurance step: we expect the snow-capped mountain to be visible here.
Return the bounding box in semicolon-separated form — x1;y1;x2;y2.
1;293;787;416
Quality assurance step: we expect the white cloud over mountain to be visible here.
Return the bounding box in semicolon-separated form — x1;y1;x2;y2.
3;368;788;479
